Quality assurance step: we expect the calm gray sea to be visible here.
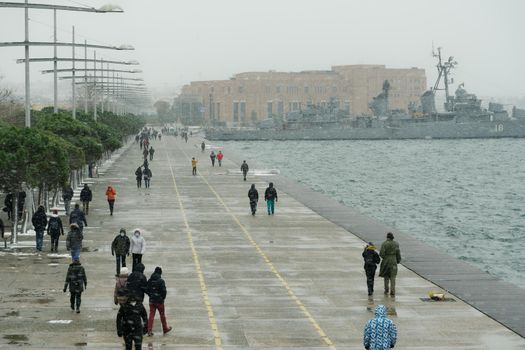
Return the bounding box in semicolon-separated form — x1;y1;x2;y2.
221;139;525;289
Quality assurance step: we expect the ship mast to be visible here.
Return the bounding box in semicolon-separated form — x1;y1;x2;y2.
432;47;457;112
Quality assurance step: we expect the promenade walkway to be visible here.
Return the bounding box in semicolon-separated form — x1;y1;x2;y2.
0;133;524;349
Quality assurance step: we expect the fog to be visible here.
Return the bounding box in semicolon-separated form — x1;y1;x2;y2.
0;0;524;100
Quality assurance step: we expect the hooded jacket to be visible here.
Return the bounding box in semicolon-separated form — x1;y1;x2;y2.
135;167;143;180
80;185;92;202
248;186;259;202
264;185;278;201
112;233;130;256
106;186;117;201
130;232;146;254
363;305;397;350
379;239;401;278
127;263;147;302
146;268;167;304
31;207;48;230
69;207;87;227
66;226;83;251
64;261;87;293
116;301;146;338
47;214;64;236
363;245;380;270
217;152;224;160
240;162;249;173
114;272;129;305
62;186;74;201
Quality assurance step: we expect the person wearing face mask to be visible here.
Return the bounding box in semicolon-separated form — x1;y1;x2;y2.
130;229;146;271
112;228;131;276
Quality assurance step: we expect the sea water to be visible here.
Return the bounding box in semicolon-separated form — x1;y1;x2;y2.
222;139;525;289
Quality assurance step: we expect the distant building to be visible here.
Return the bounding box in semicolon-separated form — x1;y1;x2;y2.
176;65;426;126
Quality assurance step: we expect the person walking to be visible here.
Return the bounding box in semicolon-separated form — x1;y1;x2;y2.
201;141;205;152
149;146;155;161
146;267;172;336
264;182;278;215
191;157;198;176
63;257;87;314
135;166;143;188
79;184;92;215
31;205;48;251
240;160;249;181
106;185;117;216
47;208;64;252
69;203;87;233
130;229;146;271
248;184;259;216
117;300;146;350
143;167;152;188
112;228;131;276
66;223;84;261
128;263;147;303
379;232;401;297
362;242;381;298
114;267;130;305
210;151;216;167
363;304;397;350
4;193;13;221
62;185;74;216
217;150;224;167
142;147;149;162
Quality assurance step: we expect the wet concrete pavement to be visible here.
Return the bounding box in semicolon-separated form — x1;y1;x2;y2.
0;134;524;349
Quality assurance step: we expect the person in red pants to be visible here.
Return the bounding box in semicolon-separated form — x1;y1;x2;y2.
146;266;172;336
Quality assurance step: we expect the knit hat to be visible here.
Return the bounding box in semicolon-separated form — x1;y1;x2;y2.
119;228;126;234
70;223;79;229
120;267;129;276
154;266;162;275
387;232;394;239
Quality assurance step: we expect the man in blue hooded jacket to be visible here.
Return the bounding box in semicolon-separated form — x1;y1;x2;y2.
363;304;397;350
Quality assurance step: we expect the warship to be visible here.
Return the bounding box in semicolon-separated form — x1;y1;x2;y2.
205;48;525;141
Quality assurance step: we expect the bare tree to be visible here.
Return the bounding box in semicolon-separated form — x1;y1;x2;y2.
0;76;12;103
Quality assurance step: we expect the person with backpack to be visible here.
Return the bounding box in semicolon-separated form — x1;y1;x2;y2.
31;205;48;251
63;257;87;313
217;150;224;167
47;208;64;252
66;223;83;261
210;151;216;167
130;229;146;271
79;184;92;215
240;160;249;181
264;182;278;215
146;266;172;336
135;166;143;188
362;242;381;298
143;167;152;188
117;300;147;350
149;146;155;161
112;228;131;276
69;203;87;233
62;185;74;216
248;184;259;216
106;185;117;216
114;267;130;305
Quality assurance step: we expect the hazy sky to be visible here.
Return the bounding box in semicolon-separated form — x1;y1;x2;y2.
1;0;524;100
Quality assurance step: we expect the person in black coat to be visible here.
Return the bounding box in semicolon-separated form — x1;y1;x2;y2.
111;228;131;276
240;160;249;181
63;258;87;313
146;267;172;336
117;301;146;350
135;167;143;188
362;242;381;298
69;203;87;233
143;167;152;189
127;263;147;303
248;184;259;216
31;205;48;251
62;185;74;215
47;209;64;252
264;182;278;215
79;184;92;215
4;193;13;220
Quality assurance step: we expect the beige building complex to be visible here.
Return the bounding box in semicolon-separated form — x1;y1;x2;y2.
175;64;427;126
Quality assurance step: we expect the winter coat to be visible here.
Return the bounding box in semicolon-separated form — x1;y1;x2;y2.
217;152;224;160
66;228;83;251
112;234;130;256
143;168;152;179
130;234;146;254
363;247;380;273
248;188;259;203
135;167;142;180
32;208;48;230
116;301;146;338
114;275;129;305
240;162;249;173
47;214;64;236
264;187;278;201
127;263;147;302
64;261;87;293
191;159;198;168
62;187;74;201
379;239;401;278
80;187;92;202
149;148;155;155
146;272;167;304
106;187;117;201
363;305;397;350
69;208;87;227
210;152;216;160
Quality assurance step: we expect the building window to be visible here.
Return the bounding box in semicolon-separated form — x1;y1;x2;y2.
216;103;221;120
267;102;273;117
240;102;246;121
233;102;239;122
304;86;309;94
332;86;337;93
238;86;244;93
276;86;281;93
251;111;257;122
292;102;299;111
344;100;350;113
227;86;231;94
277;101;284;116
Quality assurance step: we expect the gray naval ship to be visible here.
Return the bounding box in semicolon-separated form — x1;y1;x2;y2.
206;49;525;141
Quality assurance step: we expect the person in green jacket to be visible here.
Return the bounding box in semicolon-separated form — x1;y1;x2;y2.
379;232;401;297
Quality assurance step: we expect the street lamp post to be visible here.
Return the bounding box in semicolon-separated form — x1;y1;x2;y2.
72;26;76;119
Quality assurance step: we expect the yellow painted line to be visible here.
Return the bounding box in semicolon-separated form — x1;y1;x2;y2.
164;150;223;350
174;145;337;350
